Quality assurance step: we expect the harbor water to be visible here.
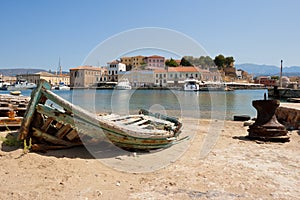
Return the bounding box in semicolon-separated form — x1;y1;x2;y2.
2;89;268;120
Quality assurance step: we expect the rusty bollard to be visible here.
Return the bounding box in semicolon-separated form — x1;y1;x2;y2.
247;97;290;142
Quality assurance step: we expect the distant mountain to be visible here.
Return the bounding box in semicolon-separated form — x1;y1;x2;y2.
235;63;300;77
0;68;47;76
0;68;69;76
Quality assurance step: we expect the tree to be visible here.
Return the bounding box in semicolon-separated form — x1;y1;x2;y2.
271;76;279;80
214;54;226;70
225;56;235;68
180;57;192;66
165;58;179;67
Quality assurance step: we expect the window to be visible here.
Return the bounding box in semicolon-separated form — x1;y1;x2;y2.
163;80;166;83
170;74;173;78
186;74;188;78
156;74;158;78
163;74;166;78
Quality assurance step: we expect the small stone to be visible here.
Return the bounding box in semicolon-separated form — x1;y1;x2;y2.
116;181;121;186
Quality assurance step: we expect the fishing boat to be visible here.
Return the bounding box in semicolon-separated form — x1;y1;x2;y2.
19;80;185;151
183;77;200;91
115;79;132;90
7;79;37;91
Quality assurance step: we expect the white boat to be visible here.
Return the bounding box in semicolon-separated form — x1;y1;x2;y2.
0;80;10;90
115;79;132;90
7;79;37;91
55;84;70;90
183;77;200;91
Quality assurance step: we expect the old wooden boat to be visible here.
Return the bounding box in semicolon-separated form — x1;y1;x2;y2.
19;80;185;151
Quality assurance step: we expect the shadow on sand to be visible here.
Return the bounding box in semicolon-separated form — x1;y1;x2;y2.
0;131;142;159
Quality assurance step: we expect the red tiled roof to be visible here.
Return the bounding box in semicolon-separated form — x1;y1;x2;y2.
146;55;165;59
168;66;200;72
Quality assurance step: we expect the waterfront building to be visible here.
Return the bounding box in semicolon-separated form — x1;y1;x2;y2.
16;72;70;86
254;76;277;87
153;66;223;87
0;74;16;84
166;66;202;86
154;69;168;87
70;66;106;88
106;61;126;82
143;55;165;69
200;69;223;82
118;70;155;88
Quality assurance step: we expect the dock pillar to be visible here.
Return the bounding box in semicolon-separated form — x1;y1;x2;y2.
247;99;289;142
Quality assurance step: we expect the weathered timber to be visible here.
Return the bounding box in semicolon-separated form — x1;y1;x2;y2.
0;94;30;129
19;81;51;140
56;124;72;138
19;80;184;151
40;118;54;131
32;127;81;147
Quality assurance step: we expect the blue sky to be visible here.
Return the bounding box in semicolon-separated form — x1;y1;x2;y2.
0;0;299;71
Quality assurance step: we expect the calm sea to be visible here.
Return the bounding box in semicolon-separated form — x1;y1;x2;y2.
2;89;268;120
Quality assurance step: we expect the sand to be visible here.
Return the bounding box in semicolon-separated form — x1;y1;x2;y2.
0;119;299;200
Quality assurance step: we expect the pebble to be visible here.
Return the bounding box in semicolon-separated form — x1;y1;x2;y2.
116;181;121;186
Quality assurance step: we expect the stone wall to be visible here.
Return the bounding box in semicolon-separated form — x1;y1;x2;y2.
276;103;300;130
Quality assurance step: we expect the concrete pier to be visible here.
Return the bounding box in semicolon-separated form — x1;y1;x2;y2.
276;103;300;130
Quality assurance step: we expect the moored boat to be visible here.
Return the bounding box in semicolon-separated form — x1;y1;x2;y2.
7;79;37;91
183;77;200;91
115;79;132;90
54;83;70;90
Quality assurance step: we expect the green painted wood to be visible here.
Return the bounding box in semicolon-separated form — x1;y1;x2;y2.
19;80;51;140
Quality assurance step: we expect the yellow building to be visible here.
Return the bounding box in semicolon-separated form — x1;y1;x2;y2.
120;55;145;68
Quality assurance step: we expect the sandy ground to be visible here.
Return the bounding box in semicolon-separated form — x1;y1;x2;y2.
0;119;299;200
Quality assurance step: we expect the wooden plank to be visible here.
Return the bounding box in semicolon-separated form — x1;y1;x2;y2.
40;118;54;131
66;129;78;141
36;104;102;139
131;119;149;126
19;80;52;140
56;124;72;138
0;107;12;111
32;127;79;146
55;122;64;129
118;117;143;125
41;88;101;128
